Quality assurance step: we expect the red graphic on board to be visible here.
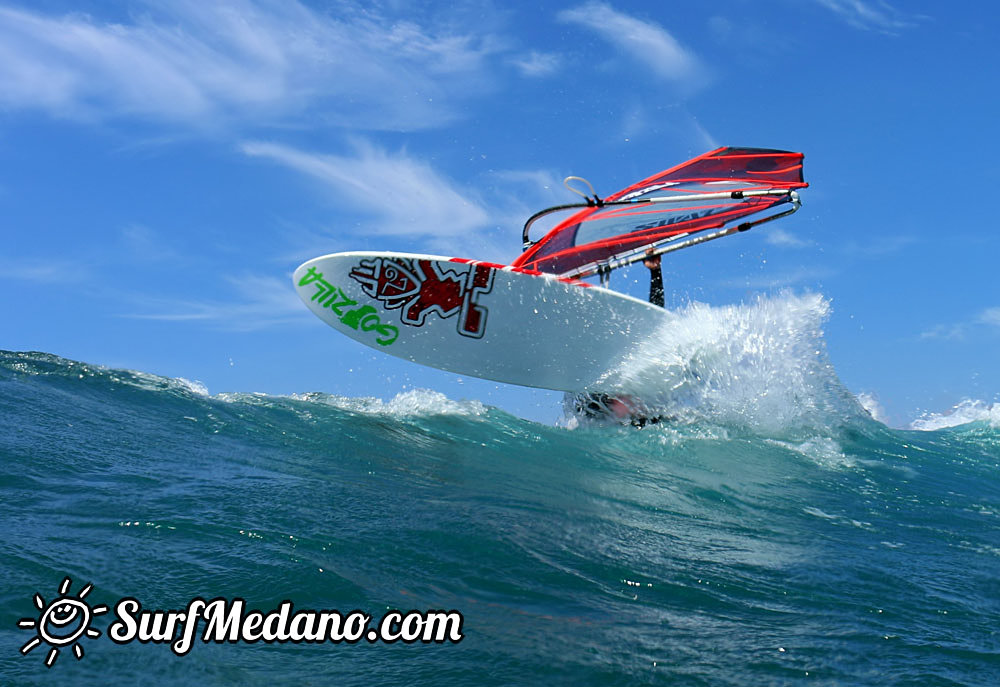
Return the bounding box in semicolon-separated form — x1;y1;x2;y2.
349;258;495;338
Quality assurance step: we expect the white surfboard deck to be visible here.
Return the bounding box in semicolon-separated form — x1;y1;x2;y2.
293;251;669;392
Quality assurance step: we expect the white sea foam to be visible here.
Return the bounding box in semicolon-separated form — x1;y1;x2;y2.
855;392;887;424
910;400;1000;431
292;388;486;417
384;388;487;416
102;366;212;397
175;377;210;396
768;436;855;469
580;291;863;433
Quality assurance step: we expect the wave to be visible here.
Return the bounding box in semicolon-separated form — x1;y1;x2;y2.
3;336;996;441
910;399;1000;431
3;347;998;687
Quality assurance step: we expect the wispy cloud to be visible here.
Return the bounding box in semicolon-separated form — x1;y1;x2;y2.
122;273;305;330
977;307;1000;328
920;306;1000;341
240;139;576;262
558;2;705;87
812;0;916;33
0;257;92;283
0;1;499;130
720;266;835;290
765;228;812;248
0;227;303;329
840;235;918;257
919;323;968;341
511;51;560;77
689;116;719;150
119;224;190;264
241;139;491;241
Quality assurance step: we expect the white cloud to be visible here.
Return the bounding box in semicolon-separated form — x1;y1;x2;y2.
840;235;917;257
558;2;705;87
511;50;560;77
0;1;499;130
919;323;967;341
919;307;1000;341
720;266;835;289
0;257;91;283
123;273;305;330
241;139;491;240
119;224;190;264
812;0;915;33
978;307;1000;327
765;228;811;248
240;140;584;262
689;116;719;150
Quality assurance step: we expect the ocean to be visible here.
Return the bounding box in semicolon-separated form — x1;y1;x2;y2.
2;293;999;685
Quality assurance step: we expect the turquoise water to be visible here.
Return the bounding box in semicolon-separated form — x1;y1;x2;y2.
1;347;998;686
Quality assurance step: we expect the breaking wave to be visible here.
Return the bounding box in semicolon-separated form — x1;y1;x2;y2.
910;399;1000;431
569;291;869;435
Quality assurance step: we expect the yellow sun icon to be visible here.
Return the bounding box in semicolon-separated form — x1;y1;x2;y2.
18;576;108;667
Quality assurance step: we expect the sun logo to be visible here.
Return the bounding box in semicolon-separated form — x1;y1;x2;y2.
18;577;108;667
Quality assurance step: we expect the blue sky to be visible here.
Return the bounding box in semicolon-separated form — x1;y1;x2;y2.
1;0;997;426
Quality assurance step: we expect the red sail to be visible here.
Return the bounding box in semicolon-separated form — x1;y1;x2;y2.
512;147;807;276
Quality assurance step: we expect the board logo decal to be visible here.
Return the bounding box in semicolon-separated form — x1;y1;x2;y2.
349;258;495;338
297;266;399;346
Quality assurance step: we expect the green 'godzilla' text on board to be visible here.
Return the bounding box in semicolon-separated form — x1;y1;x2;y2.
298;267;399;346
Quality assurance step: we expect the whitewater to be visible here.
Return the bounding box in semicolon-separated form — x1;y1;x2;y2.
1;292;998;686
